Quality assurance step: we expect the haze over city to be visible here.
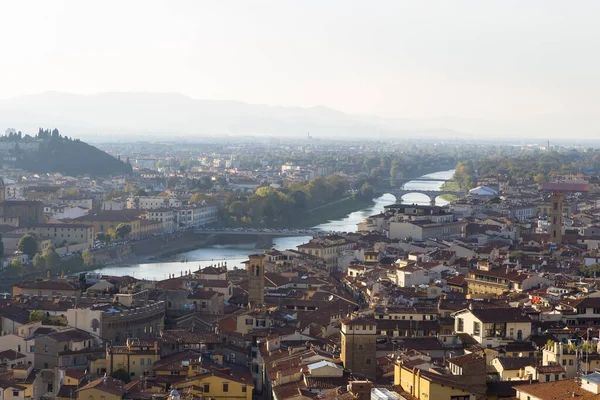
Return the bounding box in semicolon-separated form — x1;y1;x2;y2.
4;2;600;400
2;0;600;139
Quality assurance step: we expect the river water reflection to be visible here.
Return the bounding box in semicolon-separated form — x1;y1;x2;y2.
94;169;454;279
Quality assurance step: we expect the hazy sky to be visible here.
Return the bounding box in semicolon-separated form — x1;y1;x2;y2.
1;0;599;120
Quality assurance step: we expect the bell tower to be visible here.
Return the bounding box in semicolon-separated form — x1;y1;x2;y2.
550;191;564;245
247;254;265;306
341;316;377;378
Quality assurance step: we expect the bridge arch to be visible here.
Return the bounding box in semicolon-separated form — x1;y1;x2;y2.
383;191;437;206
383;189;465;206
398;191;438;206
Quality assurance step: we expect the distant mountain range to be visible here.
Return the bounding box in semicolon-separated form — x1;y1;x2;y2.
0;92;597;142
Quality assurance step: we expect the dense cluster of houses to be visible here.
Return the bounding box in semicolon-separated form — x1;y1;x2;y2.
2;172;600;399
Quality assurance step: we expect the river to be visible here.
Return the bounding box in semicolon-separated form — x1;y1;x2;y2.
94;169;455;280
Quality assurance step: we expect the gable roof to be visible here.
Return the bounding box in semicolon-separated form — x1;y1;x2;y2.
77;376;127;396
0;305;30;325
513;378;598;400
0;350;26;361
467;307;531;323
496;356;536;371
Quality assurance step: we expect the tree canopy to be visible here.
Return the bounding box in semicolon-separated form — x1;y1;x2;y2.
115;224;132;240
17;234;38;258
82;249;95;266
33;253;46;270
221;175;353;226
7;259;23;276
4;128;133;176
29;310;45;323
43;246;61;269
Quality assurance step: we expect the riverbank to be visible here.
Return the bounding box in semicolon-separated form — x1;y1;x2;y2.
439;181;462;202
302;196;375;228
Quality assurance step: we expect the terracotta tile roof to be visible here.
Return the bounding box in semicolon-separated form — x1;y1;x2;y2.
536;364;565;374
0;349;26;361
57;385;78;399
341;316;377;326
446;274;467;286
468;307;532;323
122;379;164;393
272;381;310;400
513;378;598;399
496;356;536;371
73;210;142;222
77;376;127;396
65;369;86;380
13;280;80;291
153;350;253;386
160;330;220;344
48;328;95;342
305;376;349;389
451;326;476;342
448;352;485;367
0;305;31;325
155;277;185;290
0;375;26;391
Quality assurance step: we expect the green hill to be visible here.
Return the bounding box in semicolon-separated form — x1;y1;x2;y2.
2;128;132;176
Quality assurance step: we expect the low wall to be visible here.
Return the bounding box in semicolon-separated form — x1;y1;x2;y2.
55;242;90;255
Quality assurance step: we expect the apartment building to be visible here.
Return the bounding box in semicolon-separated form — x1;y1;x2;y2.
15;223;93;248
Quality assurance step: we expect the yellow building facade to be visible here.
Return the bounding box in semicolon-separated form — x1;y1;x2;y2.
154;359;253;400
108;340;161;380
394;363;475;400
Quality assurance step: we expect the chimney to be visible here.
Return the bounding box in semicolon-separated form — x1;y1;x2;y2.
349;381;372;400
213;354;223;366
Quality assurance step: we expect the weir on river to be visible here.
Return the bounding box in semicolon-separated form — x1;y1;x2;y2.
94;169;455;280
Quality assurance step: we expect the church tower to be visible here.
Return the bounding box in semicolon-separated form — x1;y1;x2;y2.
247;254;265;306
341;316;377;378
550;191;564;245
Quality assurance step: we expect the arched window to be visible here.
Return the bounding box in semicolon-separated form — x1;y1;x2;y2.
91;319;100;332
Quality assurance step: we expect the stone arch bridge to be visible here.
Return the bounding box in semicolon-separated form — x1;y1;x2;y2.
383;188;466;206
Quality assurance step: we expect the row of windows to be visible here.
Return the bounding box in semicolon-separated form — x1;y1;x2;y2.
131;358;153;366
201;383;246;393
377;314;435;320
114;326;156;343
52;233;86;238
346;324;374;331
576;308;600;314
545;374;565;381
